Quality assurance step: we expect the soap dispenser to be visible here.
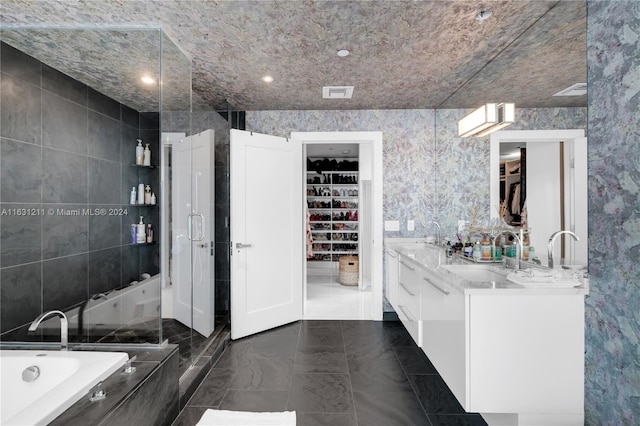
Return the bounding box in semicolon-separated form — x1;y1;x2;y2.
143;144;151;166
136;216;146;244
135;139;144;165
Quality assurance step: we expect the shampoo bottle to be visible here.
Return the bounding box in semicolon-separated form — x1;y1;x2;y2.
129;187;137;205
138;183;145;205
135;139;144;165
144;185;151;205
146;224;153;243
143;144;151;166
136;216;146;244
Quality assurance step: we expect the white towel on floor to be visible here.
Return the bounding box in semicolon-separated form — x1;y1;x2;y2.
195;409;296;426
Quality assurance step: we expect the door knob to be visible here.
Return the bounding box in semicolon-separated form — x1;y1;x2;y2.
236;243;253;249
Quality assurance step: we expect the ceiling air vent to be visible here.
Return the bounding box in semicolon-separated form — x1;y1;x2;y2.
322;86;354;99
553;83;587;97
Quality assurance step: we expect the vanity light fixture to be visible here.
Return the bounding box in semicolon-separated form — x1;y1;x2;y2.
457;103;515;137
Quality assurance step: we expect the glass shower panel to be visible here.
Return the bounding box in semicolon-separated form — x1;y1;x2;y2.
0;28;168;347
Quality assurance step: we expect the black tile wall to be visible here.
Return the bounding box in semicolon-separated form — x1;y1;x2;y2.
0;41;160;337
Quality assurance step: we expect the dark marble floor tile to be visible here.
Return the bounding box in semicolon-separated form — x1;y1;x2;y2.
188;368;236;407
228;355;293;390
353;389;430;426
383;323;416;347
218;390;289;412
409;374;466;415
427;414;489;426
294;345;349;374
246;332;299;358
394;346;439;374
287;373;354;413
296;412;358;426
213;341;252;369
347;349;413;393
301;319;343;331
298;325;345;347
171;406;208;426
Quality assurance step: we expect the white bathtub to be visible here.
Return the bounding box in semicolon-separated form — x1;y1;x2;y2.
0;350;128;425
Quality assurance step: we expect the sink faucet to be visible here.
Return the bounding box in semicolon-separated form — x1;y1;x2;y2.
425;221;441;245
495;230;522;270
548;230;580;269
28;310;68;351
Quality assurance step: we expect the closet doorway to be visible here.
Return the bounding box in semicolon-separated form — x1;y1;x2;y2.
293;132;383;321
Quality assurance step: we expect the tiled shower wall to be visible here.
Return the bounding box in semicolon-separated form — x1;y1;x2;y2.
0;42;159;335
246;108;586;242
585;2;640;424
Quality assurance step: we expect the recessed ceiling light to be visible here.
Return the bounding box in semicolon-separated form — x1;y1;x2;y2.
475;9;492;22
262;75;274;83
337;49;350;57
141;75;155;85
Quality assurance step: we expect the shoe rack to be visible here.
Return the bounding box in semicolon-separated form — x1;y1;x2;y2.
306;158;359;263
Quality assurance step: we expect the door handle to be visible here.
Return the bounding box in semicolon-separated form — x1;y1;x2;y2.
236;243;253;249
188;213;205;242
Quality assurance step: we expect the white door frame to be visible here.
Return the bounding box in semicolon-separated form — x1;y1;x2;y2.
292;131;384;321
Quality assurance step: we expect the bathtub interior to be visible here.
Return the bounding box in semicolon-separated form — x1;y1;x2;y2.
0;350;128;426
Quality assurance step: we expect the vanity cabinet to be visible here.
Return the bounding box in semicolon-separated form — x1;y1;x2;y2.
396;258;422;345
420;269;584;424
385;248;399;308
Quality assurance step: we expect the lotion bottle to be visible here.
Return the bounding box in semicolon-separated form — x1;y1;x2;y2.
136;216;146;244
143;144;151;166
135;139;144;165
146;224;153;243
138;183;145;205
129;187;137;205
150;192;157;205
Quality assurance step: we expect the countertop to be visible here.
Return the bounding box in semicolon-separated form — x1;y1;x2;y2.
385;238;589;296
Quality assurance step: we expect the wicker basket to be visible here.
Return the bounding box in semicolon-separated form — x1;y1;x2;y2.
338;256;359;286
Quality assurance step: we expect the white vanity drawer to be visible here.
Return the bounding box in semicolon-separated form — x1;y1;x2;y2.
396;302;421;346
398;259;420;313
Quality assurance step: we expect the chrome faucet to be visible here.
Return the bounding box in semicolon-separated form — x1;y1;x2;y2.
28;310;69;351
425;220;441;245
548;230;579;269
495;230;522;270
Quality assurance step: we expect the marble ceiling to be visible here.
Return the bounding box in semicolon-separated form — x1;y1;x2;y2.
0;0;586;112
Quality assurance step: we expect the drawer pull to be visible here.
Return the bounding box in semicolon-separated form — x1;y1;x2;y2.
399;282;416;297
423;277;450;295
398;305;415;321
399;261;416;271
388;251;398;258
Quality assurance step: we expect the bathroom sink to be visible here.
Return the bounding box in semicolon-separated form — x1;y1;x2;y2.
439;264;508;283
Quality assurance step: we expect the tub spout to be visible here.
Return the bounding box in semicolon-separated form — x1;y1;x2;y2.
28;310;68;351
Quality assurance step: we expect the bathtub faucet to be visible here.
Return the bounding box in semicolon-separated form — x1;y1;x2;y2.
28;310;69;351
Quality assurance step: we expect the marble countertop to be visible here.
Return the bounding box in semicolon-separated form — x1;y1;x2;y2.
385;238;589;296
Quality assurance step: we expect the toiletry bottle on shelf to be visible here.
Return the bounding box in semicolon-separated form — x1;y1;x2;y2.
130;224;137;244
136;139;144;165
129;187;137;205
473;241;481;261
143;144;151;166
136;216;146;244
150;192;156;205
146;224;153;243
144;185;151;205
138;183;145;205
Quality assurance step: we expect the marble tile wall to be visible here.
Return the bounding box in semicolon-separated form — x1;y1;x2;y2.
246;108;586;243
0;42;159;337
585;2;640;424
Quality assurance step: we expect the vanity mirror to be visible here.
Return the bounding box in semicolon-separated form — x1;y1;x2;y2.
490;129;587;268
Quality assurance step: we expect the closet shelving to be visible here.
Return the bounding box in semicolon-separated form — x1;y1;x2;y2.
307;159;359;262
